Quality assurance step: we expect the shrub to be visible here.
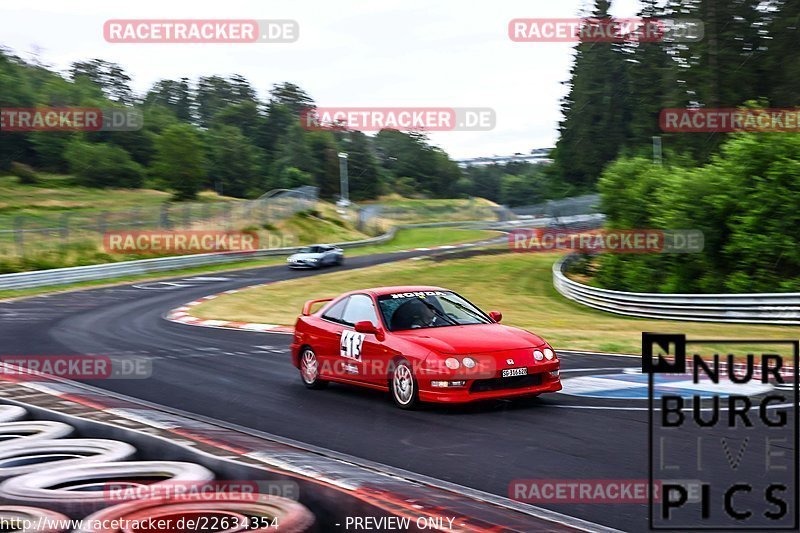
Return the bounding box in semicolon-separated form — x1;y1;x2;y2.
9;161;39;184
64;140;144;188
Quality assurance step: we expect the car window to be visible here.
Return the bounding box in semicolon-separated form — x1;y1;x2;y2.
340;294;378;326
321;297;348;322
377;291;491;331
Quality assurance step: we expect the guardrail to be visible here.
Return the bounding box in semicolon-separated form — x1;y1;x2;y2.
0;229;396;291
0;219;513;291
553;255;800;325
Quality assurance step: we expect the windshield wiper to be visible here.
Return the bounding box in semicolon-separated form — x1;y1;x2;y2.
417;298;459;327
440;297;490;324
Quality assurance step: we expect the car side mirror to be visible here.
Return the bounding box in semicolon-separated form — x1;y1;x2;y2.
354;321;378;334
489;311;503;323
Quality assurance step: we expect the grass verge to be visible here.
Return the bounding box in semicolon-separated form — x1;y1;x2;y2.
0;227;498;301
191;252;799;355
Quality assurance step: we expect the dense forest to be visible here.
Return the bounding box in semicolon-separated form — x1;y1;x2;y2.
552;0;800;189
557;0;800;293
0;48;558;205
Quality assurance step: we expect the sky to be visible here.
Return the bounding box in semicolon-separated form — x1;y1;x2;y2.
0;0;642;159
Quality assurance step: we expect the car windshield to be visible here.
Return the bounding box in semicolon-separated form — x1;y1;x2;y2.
377;291;492;331
299;246;320;253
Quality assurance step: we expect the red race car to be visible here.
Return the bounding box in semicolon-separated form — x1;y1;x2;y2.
290;286;561;409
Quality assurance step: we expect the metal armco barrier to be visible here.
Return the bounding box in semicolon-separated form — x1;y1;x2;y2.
0;218;514;292
553;255;800;324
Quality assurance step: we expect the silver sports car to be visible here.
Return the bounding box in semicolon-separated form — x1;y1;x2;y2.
287;245;344;269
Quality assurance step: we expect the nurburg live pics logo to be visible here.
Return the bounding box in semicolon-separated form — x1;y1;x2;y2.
643;332;799;530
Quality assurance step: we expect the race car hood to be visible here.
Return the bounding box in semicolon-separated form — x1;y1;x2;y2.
392;323;546;354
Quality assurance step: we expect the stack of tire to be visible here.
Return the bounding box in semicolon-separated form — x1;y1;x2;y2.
0;405;314;532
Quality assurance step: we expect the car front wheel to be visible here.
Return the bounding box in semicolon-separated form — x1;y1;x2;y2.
391;360;419;409
300;348;328;389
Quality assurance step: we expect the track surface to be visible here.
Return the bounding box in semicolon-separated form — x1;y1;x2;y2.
0;247;794;532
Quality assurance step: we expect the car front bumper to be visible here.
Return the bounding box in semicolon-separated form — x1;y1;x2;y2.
287;261;318;269
418;364;562;403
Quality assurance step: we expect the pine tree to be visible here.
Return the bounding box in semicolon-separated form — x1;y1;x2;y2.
553;0;631;188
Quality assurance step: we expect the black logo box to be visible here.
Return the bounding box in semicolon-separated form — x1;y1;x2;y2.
644;333;800;531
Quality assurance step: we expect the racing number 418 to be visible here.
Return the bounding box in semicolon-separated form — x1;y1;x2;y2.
341;330;365;361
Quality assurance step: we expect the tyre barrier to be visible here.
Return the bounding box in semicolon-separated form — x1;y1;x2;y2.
0;439;137;480
0;405;27;422
0;461;216;517
78;494;315;533
0;506;71;533
0;421;75;445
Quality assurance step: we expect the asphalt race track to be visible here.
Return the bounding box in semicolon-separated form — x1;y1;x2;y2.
0;247;795;532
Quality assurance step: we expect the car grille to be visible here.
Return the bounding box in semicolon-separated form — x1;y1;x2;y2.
470;373;542;393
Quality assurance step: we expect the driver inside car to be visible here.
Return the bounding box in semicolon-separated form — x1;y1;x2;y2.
392;299;440;329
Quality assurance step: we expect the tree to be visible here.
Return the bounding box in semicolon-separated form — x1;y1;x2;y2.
552;0;631;189
271;122;318;180
207;125;262;197
341;131;380;201
151;124;207;200
144;78;193;121
763;0;800;107
268;82;315;117
195;75;257;127
306;130;341;199
64;139;144;188
70;59;134;105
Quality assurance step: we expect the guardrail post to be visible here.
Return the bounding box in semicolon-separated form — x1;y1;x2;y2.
60;213;70;243
97;212;108;236
160;204;171;230
13;217;24;257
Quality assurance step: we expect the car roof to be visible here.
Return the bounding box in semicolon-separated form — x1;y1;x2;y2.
352;286;449;297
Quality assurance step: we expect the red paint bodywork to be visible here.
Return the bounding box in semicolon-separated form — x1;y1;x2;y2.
290;286;562;403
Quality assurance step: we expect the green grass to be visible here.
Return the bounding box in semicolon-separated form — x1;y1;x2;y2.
191;252;799;355
348;227;497;256
0;227;497;301
361;195;499;223
0;174;234;225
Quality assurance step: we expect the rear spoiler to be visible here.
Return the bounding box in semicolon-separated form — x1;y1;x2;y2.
302;297;334;316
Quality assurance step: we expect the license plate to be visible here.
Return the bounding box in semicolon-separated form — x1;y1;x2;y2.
502;367;528;378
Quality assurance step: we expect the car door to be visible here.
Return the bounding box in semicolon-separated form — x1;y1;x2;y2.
338;293;386;385
320;245;334;265
315;297;349;378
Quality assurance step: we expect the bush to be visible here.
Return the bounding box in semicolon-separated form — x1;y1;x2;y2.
9;161;39;184
595;132;800;293
64;140;144;188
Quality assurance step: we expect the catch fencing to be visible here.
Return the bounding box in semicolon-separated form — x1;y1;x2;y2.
0;187;319;258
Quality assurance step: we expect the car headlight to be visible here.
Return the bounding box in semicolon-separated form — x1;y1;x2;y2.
445;357;460;370
544;348;555;360
533;350;544;361
309;258;318;262
462;357;476;369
